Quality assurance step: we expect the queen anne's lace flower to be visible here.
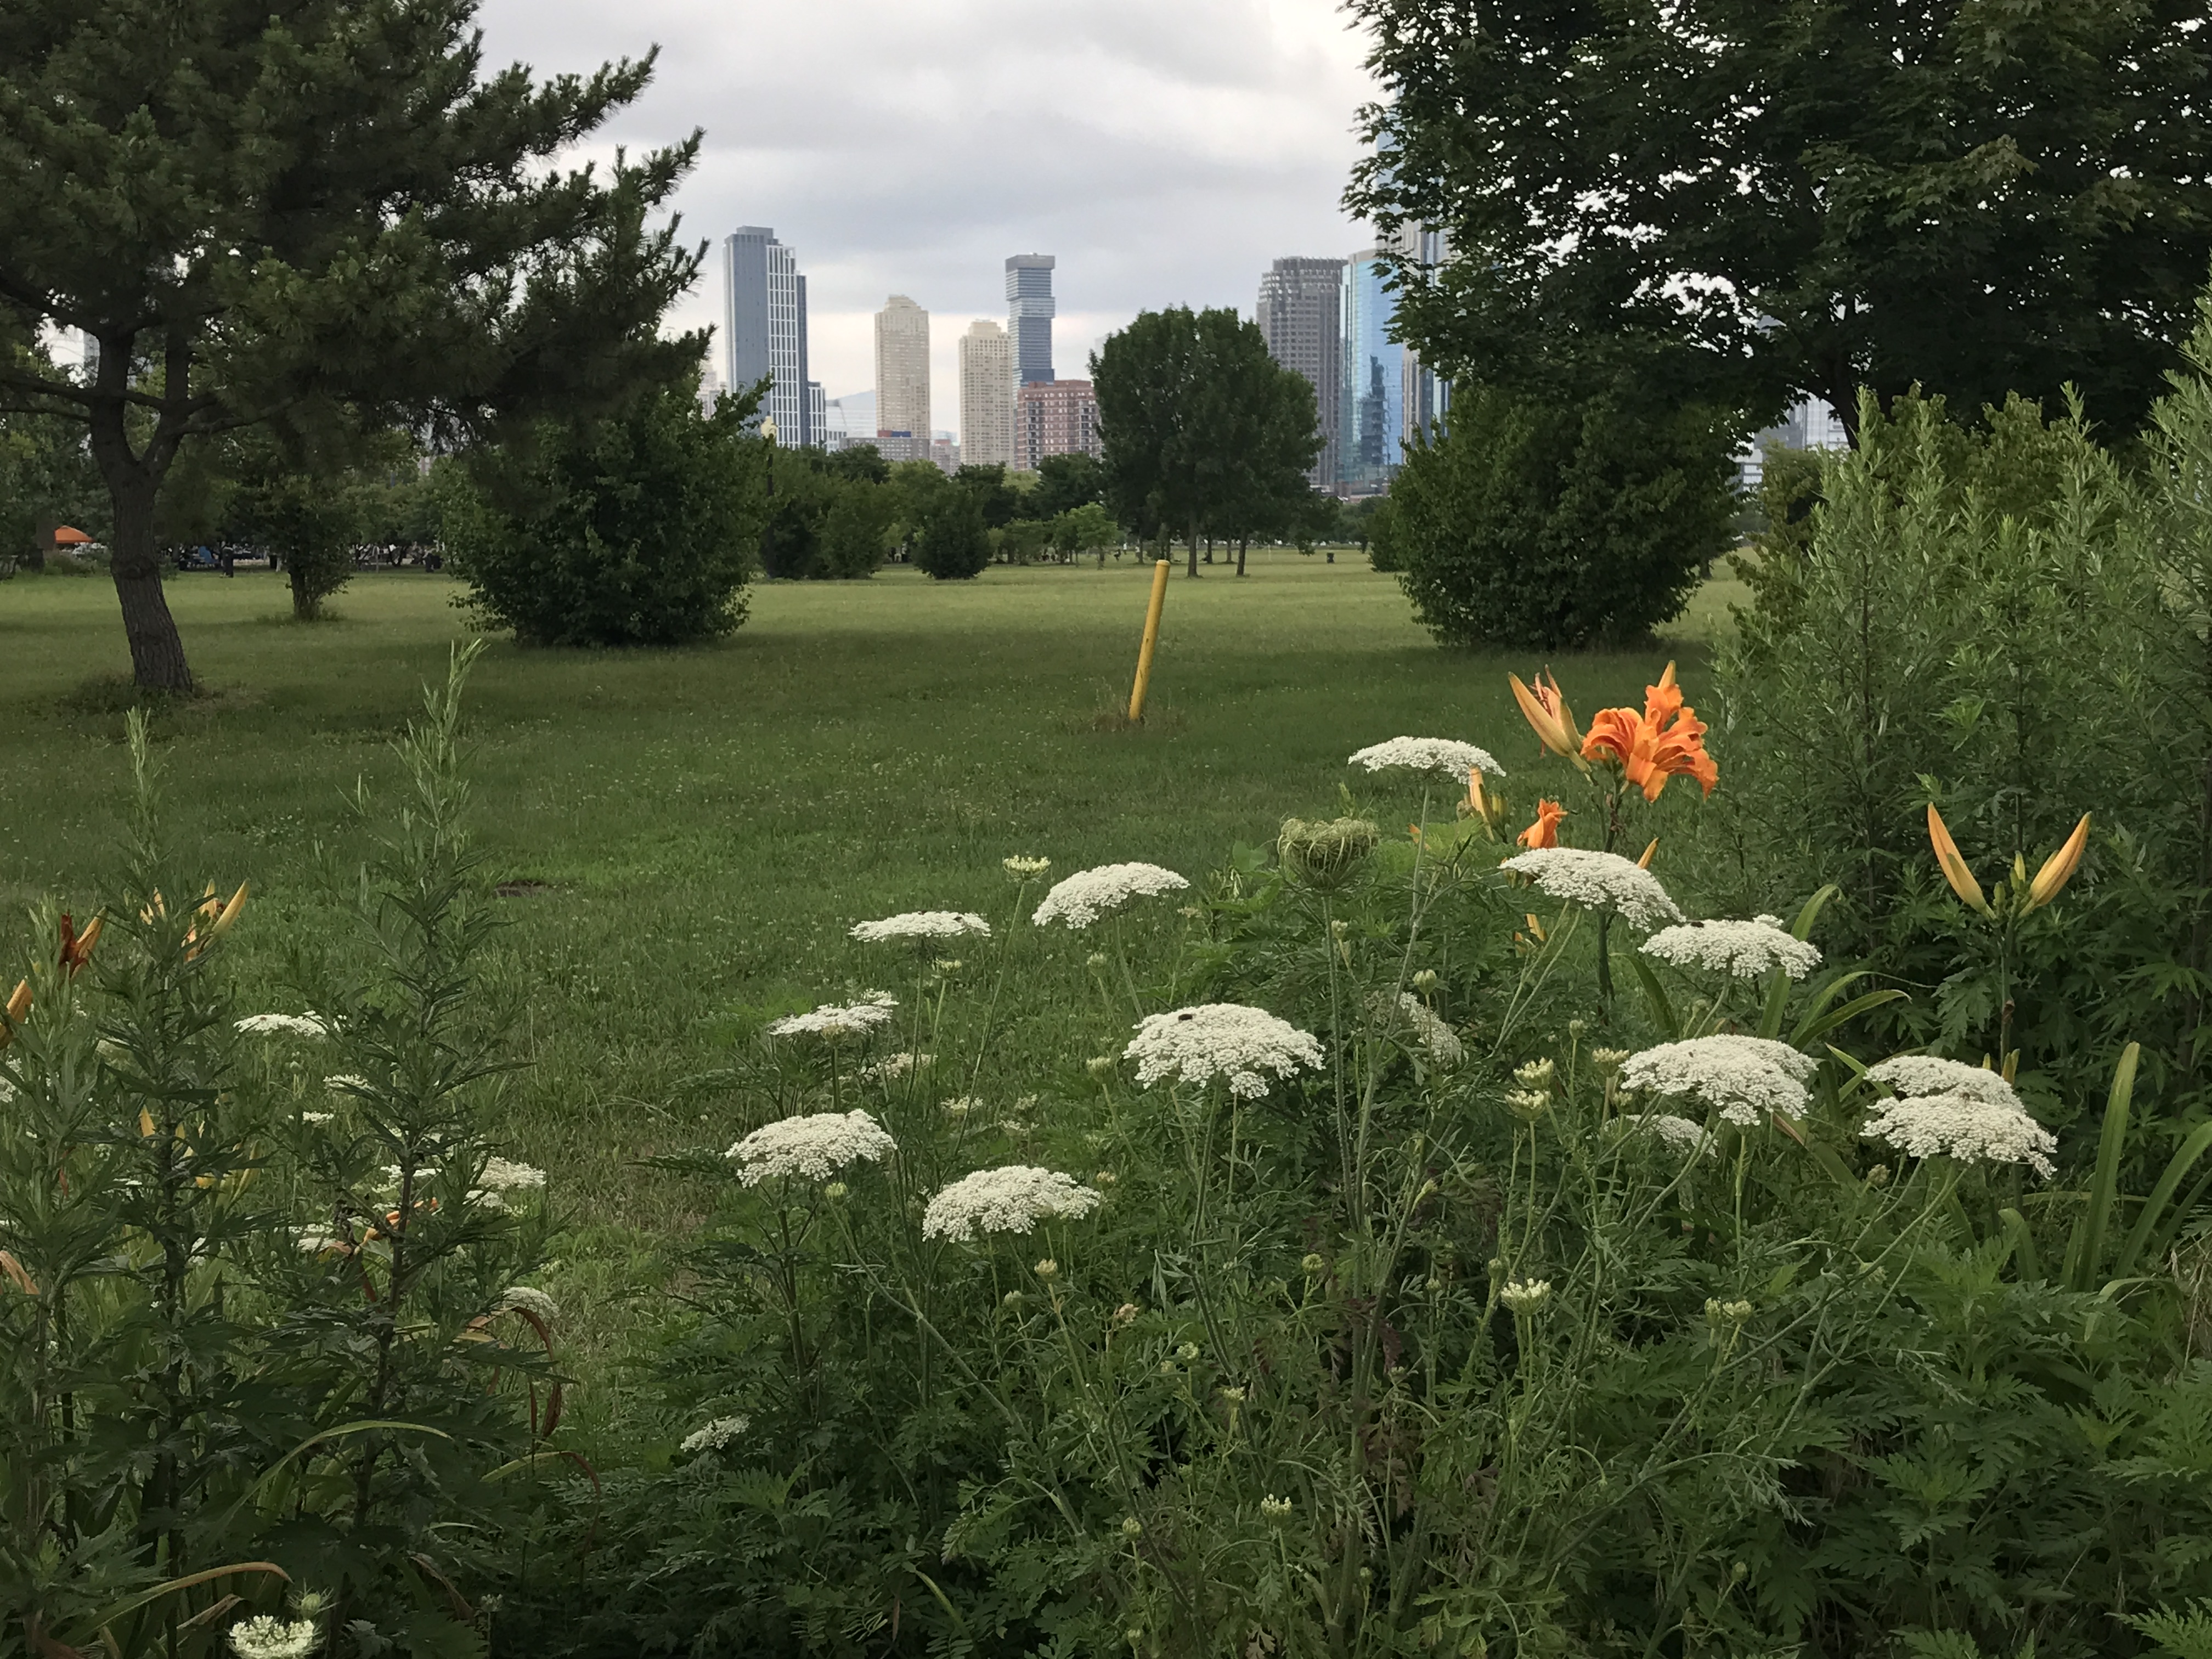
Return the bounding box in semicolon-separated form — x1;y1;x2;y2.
324;1073;369;1093
1620;1035;1816;1128
849;911;991;943
227;1616;320;1659
1032;863;1189;928
1499;1278;1551;1312
923;1165;1104;1241
1611;1112;1718;1157
727;1110;896;1185
478;1157;545;1192
496;1286;560;1322
1860;1056;2056;1176
861;1051;932;1082
1374;992;1464;1068
235;1013;330;1038
1004;855;1051;877
1499;848;1684;930
1347;737;1506;780
764;994;898;1042
679;1414;751;1454
1641;916;1822;980
1125;1004;1325;1099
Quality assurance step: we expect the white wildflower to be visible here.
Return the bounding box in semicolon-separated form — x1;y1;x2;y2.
301;1111;334;1126
1865;1054;2019;1106
1499;848;1684;930
324;1073;369;1093
922;1165;1104;1242
1620;1035;1816;1128
1004;855;1052;877
1861;1057;2055;1176
764;993;898;1042
861;1051;933;1082
1641;916;1822;980
496;1286;560;1322
227;1616;320;1659
234;1013;330;1039
679;1414;751;1454
1347;737;1505;780
1610;1113;1718;1158
727;1109;896;1185
1032;862;1189;929
1260;1494;1294;1520
1375;992;1463;1067
478;1156;545;1192
944;1095;981;1118
1124;1004;1326;1100
849;911;991;943
1499;1278;1551;1313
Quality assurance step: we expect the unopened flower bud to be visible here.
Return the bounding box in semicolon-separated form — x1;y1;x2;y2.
1301;1252;1326;1274
1034;1257;1059;1279
1121;1515;1144;1538
1086;1056;1117;1078
1412;969;1439;993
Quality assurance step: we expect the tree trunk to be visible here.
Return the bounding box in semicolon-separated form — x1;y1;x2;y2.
29;514;54;572
1186;521;1200;578
1236;535;1248;577
290;563;318;621
107;473;194;692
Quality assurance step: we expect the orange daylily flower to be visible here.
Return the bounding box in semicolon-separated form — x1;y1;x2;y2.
58;913;101;976
1926;805;1991;915
1517;799;1567;849
1508;671;1584;760
1580;663;1719;803
2027;814;2091;911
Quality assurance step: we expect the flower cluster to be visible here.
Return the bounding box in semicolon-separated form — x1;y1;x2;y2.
1641;916;1821;980
1347;736;1505;781
679;1414;751;1454
234;1013;330;1038
479;1156;545;1192
1861;1056;2056;1176
1580;663;1718;802
1032;862;1189;929
727;1110;896;1186
1499;848;1684;930
922;1165;1104;1241
496;1285;560;1322
849;911;991;943
764;993;898;1042
1003;854;1052;877
1124;1004;1325;1099
1611;1112;1717;1158
1377;991;1464;1068
1620;1035;1817;1128
1499;1278;1551;1313
861;1050;932;1082
227;1616;320;1659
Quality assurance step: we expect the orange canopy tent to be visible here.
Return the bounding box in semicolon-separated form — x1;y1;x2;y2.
52;526;92;545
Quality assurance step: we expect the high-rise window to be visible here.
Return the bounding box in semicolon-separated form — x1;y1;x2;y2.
1257;257;1346;488
724;228;812;447
1005;255;1056;386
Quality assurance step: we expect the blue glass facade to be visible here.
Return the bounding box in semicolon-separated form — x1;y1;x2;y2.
1342;252;1402;486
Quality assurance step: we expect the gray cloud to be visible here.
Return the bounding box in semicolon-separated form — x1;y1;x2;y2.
475;0;1379;428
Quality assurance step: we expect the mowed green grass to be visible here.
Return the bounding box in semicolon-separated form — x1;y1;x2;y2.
0;553;1729;1387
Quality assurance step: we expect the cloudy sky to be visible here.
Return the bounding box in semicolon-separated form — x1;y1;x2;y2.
474;0;1383;435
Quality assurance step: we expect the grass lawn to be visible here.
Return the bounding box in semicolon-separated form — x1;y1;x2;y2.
0;551;1734;1404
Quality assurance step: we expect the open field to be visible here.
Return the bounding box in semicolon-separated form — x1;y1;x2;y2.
0;553;1733;1405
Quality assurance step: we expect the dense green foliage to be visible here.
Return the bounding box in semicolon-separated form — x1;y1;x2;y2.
1347;0;2212;440
0;0;703;687
913;486;993;580
1094;307;1322;576
0;347;103;567
444;377;768;646
759;448;895;581
1379;383;1740;648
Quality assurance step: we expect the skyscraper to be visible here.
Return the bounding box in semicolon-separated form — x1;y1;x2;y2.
960;320;1016;469
723;227;812;446
1341;249;1404;487
1393;226;1451;448
1006;255;1056;386
1015;381;1102;473
1257;257;1346;488
874;295;932;463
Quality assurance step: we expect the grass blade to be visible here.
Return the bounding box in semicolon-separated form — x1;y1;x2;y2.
2066;1042;2140;1293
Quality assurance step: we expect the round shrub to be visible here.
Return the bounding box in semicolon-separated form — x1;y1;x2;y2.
444;376;768;645
1381;384;1738;648
913;489;991;580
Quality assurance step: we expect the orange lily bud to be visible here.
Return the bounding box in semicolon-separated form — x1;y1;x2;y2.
2026;814;2091;911
1926;805;1989;915
2;978;29;1039
59;914;102;975
0;1250;36;1295
208;882;248;939
139;1108;157;1139
1637;838;1658;870
1524;912;1547;944
1517;798;1567;850
1508;672;1583;759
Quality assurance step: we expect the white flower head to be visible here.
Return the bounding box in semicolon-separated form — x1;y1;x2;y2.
1373;991;1464;1068
728;1109;896;1186
1124;1004;1326;1100
764;993;898;1043
1004;855;1052;877
1347;737;1506;780
478;1156;545;1192
301;1111;334;1125
1499;848;1685;931
1032;862;1189;929
849;911;991;944
496;1285;560;1322
922;1165;1104;1242
227;1616;320;1659
1620;1035;1817;1128
234;1013;331;1039
861;1050;933;1083
679;1414;751;1454
1499;1278;1551;1313
324;1073;369;1093
1610;1112;1719;1158
1641;916;1822;980
1862;1054;2053;1176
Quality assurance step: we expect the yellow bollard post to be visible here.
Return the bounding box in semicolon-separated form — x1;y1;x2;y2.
1126;559;1172;722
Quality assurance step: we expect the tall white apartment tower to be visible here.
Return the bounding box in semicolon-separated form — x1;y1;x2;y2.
959;320;1015;469
874;295;932;462
724;227;812;445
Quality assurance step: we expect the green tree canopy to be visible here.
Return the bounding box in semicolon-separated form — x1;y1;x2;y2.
1031;451;1107;519
0;0;704;687
1346;0;2212;439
